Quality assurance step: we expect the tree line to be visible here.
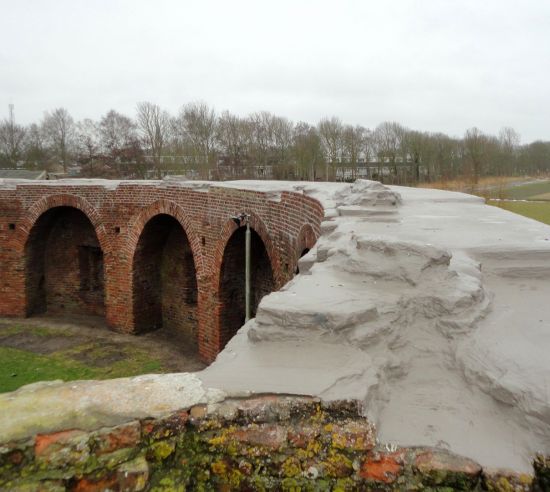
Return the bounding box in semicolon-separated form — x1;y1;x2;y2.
0;102;548;184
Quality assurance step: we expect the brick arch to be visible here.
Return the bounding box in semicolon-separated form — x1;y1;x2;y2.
212;212;280;350
20;195;108;317
293;223;318;275
211;211;281;293
296;223;317;259
17;194;108;254
126;199;203;276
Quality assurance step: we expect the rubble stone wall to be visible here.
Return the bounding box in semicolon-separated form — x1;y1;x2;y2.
0;181;323;362
0;395;546;491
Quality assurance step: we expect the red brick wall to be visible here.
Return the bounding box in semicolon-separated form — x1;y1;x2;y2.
0;182;324;362
161;221;198;348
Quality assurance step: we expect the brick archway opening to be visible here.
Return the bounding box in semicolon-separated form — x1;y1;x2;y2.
218;226;275;349
132;214;198;348
25;206;105;318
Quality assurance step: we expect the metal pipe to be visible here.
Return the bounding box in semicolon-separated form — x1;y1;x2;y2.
245;218;251;322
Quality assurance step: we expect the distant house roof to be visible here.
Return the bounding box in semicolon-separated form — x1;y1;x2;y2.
0;169;47;180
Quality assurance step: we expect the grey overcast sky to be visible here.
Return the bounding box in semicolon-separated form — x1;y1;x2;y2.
1;0;549;142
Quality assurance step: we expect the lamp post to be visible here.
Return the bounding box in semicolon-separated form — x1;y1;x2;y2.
232;213;251;322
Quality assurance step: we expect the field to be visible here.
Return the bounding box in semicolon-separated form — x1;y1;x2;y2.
417;176;532;195
420;176;550;225
487;200;550;225
485;179;550;225
0;318;205;393
491;179;550;200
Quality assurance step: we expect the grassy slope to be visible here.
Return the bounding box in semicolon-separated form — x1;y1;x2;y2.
501;180;550;200
487;200;550;225
486;180;550;225
0;325;162;393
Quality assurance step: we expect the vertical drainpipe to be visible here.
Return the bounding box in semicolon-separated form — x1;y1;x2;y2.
245;216;251;323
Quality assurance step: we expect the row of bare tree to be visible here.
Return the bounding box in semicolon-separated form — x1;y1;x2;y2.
0;102;548;183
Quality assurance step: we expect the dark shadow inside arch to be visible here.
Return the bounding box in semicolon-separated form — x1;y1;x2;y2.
219;227;275;349
132;214;198;348
295;248;311;275
25;206;105;318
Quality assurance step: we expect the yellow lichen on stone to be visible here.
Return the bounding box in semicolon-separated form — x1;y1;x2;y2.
228;468;243;488
208;425;237;448
150;440;175;461
519;474;532;485
322;449;353;478
331;432;347;449
211;459;226;475
281;457;302;478
311;405;326;424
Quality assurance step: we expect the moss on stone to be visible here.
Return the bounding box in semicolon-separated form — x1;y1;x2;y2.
0;396;545;491
148;439;176;462
281;456;302;478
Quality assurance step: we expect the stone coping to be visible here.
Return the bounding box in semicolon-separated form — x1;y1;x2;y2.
1;394;546;491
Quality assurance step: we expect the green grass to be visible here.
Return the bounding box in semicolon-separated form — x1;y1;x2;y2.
0;325;163;393
0;347;99;393
488;200;550;225
498;180;550;200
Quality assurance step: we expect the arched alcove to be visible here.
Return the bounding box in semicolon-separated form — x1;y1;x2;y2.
25;206;105;318
132;214;198;347
218;226;275;349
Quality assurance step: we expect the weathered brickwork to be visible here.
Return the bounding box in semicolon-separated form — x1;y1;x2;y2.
0;395;544;491
0;181;324;362
27;207;106;318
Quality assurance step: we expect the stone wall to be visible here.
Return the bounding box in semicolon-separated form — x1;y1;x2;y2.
0;395;546;491
0;181;323;362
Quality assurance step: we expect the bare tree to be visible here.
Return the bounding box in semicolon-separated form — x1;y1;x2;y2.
499;127;520;150
318;117;343;180
293;122;323;181
24;123;47;169
136;102;170;178
403;130;429;182
248;111;277;173
518;141;550;175
99;110;137;154
271;116;294;177
463;127;488;183
361;128;375;165
342;125;366;180
499;127;521;175
177;102;217;178
0;105;26;167
374;121;407;181
8;99;550;184
41;108;75;173
75;119;101;176
216;111;250;173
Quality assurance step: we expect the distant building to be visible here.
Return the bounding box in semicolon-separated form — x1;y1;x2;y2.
335;160;428;183
212;155;274;180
